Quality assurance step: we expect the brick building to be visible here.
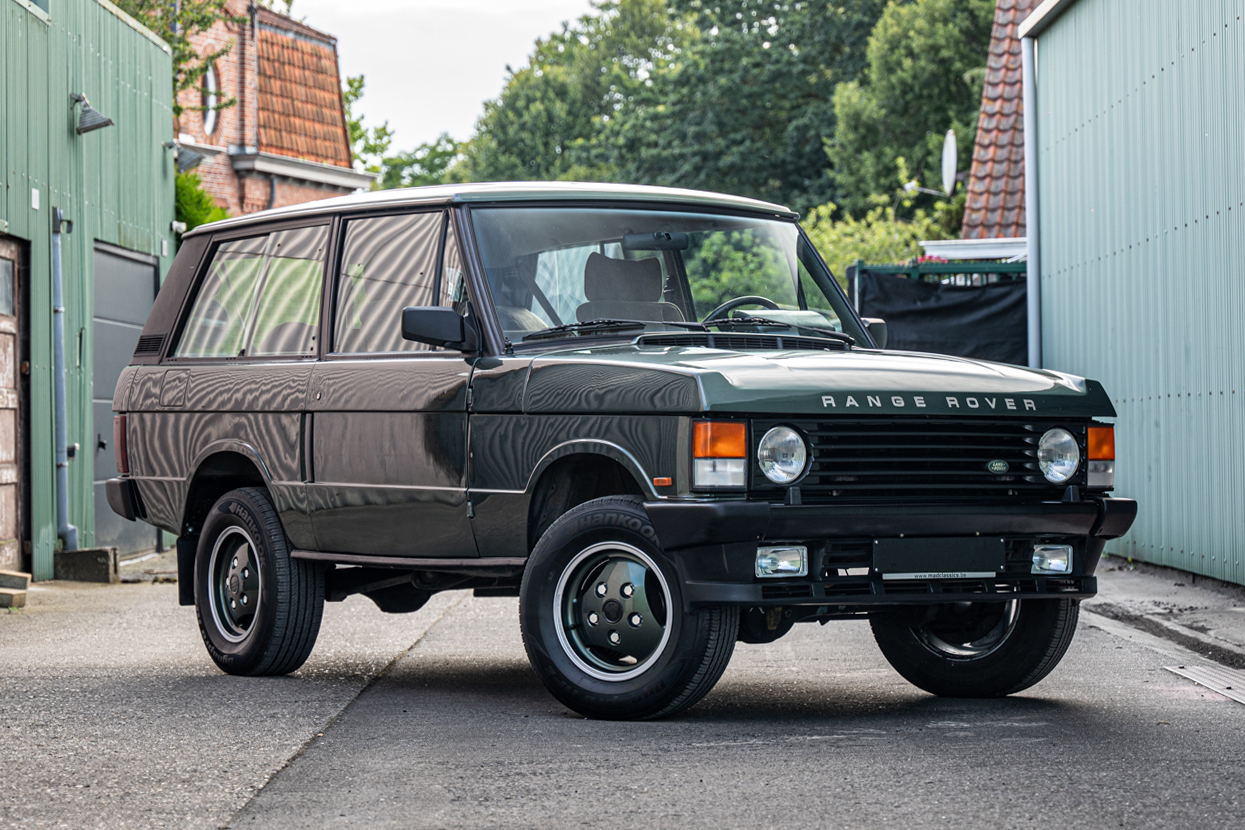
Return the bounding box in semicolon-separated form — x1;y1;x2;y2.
175;2;373;215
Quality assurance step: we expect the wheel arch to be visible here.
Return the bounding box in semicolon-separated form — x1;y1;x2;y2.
181;443;273;537
525;443;652;552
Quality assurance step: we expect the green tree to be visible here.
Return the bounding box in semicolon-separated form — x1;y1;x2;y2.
454;0;687;183
113;1;244;118
174;171;229;244
342;75;395;176
380;134;463;189
615;0;887;214
827;0;994;217
802;188;963;286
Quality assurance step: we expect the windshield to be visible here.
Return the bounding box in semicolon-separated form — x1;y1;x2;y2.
468;206;863;343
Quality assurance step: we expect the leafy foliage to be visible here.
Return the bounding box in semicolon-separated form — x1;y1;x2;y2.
454;0;686;184
803;189;964;286
342;75;395;176
174;171;229;243
827;0;994;217
612;0;888;214
380;134;464;189
113;1;244;118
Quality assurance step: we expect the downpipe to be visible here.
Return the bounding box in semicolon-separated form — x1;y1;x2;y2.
52;208;79;550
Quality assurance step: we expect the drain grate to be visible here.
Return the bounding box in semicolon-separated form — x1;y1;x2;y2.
1165;664;1245;704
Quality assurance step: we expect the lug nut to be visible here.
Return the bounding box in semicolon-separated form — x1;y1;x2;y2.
608;631;621;645
232;557;238;569
621;583;634;598
230;600;236;609
628;613;642;627
242;569;249;579
595;583;608;597
241;595;248;605
587;612;599;625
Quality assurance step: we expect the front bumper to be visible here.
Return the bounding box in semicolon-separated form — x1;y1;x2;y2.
644;497;1137;608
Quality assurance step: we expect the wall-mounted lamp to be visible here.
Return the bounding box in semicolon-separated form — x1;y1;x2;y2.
70;93;114;134
162;140;205;173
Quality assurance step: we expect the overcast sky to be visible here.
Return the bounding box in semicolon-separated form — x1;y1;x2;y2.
294;0;597;151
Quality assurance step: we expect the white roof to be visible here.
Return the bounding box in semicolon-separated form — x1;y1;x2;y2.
185;181;797;237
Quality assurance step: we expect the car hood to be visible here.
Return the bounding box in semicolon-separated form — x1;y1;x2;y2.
518;343;1116;418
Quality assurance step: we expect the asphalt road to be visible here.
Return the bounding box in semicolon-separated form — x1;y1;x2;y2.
3;580;1244;829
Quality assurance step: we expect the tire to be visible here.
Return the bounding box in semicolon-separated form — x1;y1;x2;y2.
871;598;1080;698
519;496;738;720
195;487;324;676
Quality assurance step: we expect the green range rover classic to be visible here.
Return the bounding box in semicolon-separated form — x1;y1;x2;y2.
107;182;1136;720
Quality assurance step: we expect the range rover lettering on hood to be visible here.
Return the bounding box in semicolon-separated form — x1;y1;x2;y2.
821;394;1039;412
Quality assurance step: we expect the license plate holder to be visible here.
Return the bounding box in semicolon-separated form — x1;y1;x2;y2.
874;537;1005;580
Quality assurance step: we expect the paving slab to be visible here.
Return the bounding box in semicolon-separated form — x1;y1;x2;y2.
229;596;1245;830
0;581;464;829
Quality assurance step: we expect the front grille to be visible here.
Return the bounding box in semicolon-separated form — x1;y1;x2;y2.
753;418;1085;504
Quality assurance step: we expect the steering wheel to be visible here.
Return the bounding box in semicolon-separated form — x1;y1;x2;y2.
703;295;781;322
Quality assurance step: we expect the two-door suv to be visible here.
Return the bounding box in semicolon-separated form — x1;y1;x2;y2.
109;183;1135;719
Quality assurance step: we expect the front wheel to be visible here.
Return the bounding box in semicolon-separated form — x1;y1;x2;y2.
871;598;1079;697
519;496;738;720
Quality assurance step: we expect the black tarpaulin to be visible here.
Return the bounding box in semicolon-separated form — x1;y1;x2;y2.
858;271;1028;365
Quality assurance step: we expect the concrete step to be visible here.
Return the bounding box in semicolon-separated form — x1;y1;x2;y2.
0;587;25;609
0;570;31;591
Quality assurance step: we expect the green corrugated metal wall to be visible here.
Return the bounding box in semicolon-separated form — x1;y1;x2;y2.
1;0;173;579
1035;0;1245;584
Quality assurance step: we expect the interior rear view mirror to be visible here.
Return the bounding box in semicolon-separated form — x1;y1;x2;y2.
622;231;689;251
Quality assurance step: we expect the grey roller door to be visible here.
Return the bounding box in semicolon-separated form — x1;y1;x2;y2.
93;243;158;555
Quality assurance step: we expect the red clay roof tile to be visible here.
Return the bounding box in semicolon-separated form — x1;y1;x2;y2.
255;8;353;169
962;0;1036;240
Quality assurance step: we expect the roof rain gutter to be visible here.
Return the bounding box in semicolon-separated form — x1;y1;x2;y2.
52;209;79;551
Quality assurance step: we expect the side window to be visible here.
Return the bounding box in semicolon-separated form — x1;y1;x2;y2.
440;223;470;316
248;226;329;356
332;212;445;353
173;226;328;359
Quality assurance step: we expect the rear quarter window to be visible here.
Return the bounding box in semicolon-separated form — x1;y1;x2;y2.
172;225;329;359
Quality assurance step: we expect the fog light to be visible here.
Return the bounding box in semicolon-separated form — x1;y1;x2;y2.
756;545;807;578
1032;544;1073;574
1087;459;1114;489
693;457;746;488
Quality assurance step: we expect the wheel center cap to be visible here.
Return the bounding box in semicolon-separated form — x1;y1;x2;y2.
602;598;623;624
228;574;241;597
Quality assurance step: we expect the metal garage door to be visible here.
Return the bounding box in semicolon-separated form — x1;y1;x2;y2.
93;243;158;555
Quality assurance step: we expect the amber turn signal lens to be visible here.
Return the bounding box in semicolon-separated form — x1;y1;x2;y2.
693;420;747;458
652;477;673;487
1087;426;1115;460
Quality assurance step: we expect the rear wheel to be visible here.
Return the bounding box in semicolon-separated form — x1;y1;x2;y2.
871;598;1079;697
195;487;324;676
520;496;738;720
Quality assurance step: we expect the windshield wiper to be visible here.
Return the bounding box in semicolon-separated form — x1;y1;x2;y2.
705;317;856;346
521;318;649;342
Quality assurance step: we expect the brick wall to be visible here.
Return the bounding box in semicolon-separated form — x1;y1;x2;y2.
175;1;357;217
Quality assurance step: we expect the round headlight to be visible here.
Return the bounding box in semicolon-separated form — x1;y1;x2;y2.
758;426;808;485
1038;428;1080;483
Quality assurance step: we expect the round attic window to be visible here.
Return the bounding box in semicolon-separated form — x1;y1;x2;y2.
202;63;220;136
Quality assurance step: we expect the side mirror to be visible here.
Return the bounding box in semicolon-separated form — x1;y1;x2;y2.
862;317;888;349
401;307;478;351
